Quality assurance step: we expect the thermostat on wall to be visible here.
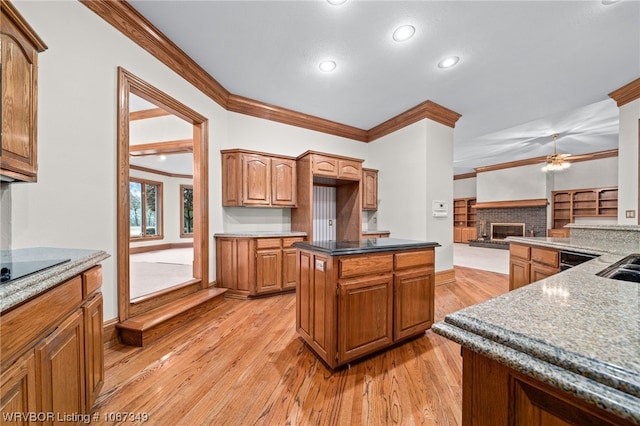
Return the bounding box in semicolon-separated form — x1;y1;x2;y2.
432;200;448;217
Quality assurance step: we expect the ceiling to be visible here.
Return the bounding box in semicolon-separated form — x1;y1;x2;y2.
127;0;640;174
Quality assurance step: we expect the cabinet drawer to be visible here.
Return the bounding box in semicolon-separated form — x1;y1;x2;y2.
337;159;361;180
339;254;393;279
81;266;102;298
256;238;281;249
282;237;304;248
531;247;559;268
395;250;434;270
311;154;338;177
510;243;530;260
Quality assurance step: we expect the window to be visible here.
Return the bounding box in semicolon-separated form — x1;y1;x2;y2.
181;184;194;237
130;178;163;239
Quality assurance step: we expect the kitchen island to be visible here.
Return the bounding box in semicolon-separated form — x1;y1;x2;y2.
293;238;440;369
433;225;640;425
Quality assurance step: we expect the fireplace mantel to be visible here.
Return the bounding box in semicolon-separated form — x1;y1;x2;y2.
473;198;548;209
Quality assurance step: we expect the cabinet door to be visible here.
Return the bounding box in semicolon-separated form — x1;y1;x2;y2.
35;309;86;422
282;247;298;290
242;154;271;206
338;274;393;364
256;249;282;293
311;154;338;177
337;159;361;180
0;10;41;182
221;151;241;206
362;169;378;210
394;268;434;341
461;227;476;243
453;227;463;243
83;293;103;411
530;263;558;284
215;238;252;294
271;158;296;206
509;258;530;290
1;351;37;424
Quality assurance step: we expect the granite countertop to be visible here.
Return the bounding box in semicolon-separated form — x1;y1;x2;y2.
0;247;110;312
213;231;307;238
507;235;638;255
293;238;440;255
432;247;640;423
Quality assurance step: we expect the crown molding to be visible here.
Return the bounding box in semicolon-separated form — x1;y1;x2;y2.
129;139;193;156
473;149;618;174
454;172;477;180
129;108;170;121
473;199;548;209
1;0;48;51
82;0;461;144
608;77;640;107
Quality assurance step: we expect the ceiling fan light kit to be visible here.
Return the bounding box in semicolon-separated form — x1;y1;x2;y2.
541;133;571;172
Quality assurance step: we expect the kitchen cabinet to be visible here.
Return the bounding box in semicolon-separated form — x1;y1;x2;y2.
0;1;47;182
221;149;296;207
362;231;390;239
453;198;477;243
215;234;305;298
461;348;634;426
0;265;104;419
362;168;378;210
509;243;559;290
551;186;618;229
309;152;361;180
296;242;435;368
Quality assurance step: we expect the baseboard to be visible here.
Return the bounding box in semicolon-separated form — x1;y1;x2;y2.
435;268;456;286
129;242;193;254
103;317;119;349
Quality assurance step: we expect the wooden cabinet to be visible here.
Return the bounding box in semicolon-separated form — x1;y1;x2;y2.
0;1;47;182
215;235;304;298
309;152;362;180
509;243;559;290
461;348;634;426
296;246;435;368
362;231;390;239
362;168;378;210
0;265;104;418
453;198;477;243
552;187;618;229
221;149;296;207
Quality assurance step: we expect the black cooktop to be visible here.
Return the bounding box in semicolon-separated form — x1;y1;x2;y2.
0;258;70;283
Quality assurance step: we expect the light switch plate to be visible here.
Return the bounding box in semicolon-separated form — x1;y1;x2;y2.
315;260;325;271
625;210;636;218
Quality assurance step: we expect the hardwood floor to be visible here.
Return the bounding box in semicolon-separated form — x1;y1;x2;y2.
94;266;508;425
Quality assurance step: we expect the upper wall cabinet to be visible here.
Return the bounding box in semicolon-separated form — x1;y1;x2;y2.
362;168;378;211
307;152;362;181
221;149;297;207
0;0;47;182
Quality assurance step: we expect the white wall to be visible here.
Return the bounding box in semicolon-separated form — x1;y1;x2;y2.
454;177;477;198
476;164;547;202
552;157;618;190
617;98;640;224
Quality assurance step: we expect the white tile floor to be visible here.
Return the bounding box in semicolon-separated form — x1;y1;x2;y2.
453;243;509;274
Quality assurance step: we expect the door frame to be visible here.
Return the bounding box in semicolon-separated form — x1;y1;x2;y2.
117;67;209;322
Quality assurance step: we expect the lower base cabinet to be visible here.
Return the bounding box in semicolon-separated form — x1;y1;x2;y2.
509;243;559;290
0;266;104;422
454;227;477;243
462;348;635;426
297;247;435;368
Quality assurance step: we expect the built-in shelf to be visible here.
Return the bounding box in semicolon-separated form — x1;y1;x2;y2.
551;187;618;230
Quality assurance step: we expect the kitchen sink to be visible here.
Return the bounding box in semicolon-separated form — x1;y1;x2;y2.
597;254;640;283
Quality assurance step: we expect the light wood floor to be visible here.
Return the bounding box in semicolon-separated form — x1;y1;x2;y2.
95;266;508;425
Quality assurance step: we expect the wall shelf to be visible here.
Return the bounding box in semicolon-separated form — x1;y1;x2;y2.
551;187;618;230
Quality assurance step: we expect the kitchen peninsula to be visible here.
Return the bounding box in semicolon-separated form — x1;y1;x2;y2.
294;238;440;369
433;224;640;425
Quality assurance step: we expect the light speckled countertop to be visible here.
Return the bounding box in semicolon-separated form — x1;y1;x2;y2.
1;247;110;312
433;236;640;423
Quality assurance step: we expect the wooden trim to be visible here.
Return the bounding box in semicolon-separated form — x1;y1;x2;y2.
129;107;170;121
1;0;48;51
129;242;193;255
474;149;618;174
129;280;202;317
82;0;461;144
117;67;209;324
454;172;477;180
130;164;192;179
103;317;119;349
81;0;229;107
129;139;193;156
608;77;640;107
368;100;462;142
220;148;296;160
473;199;548;209
129;176;164;241
435;268;455;286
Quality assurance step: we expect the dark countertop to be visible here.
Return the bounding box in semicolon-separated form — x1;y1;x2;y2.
293;238;440;255
0;247;110;312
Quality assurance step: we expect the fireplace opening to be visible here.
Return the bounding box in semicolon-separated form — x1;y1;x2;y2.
491;223;525;240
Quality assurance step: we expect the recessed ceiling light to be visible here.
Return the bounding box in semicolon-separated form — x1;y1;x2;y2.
392;25;415;42
327;0;347;5
319;60;337;72
438;56;460;69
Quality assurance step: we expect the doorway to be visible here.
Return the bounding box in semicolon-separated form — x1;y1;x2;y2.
117;67;209;322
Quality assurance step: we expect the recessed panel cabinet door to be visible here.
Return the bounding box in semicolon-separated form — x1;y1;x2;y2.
271;158;296;206
242;154;271;205
83;293;104;411
362;169;378;210
394;268;434;341
509;258;530;290
338;274;393;364
0;350;37;421
256;249;282;293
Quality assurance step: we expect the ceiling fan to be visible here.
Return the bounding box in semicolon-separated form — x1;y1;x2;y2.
541;133;571;172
